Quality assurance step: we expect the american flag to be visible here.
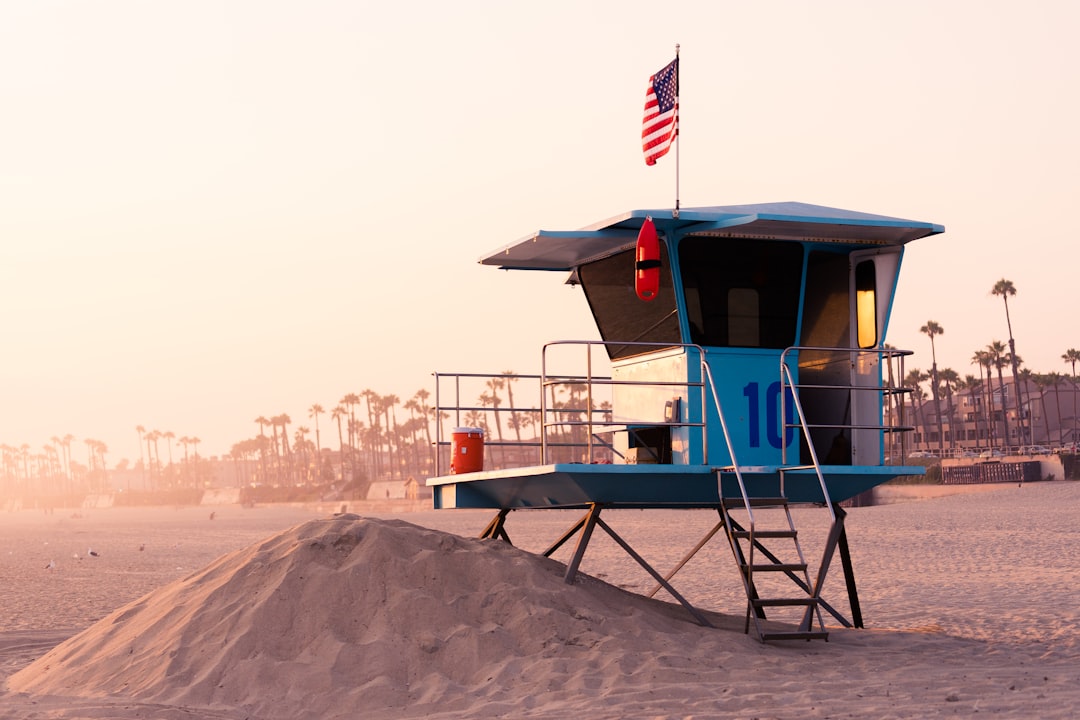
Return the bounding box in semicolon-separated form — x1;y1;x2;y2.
642;57;678;166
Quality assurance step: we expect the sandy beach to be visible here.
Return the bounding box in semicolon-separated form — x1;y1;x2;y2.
2;481;1078;719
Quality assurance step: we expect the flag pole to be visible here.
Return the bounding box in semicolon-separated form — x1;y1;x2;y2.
673;43;680;219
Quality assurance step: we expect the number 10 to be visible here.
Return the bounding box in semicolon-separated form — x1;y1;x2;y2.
742;381;795;448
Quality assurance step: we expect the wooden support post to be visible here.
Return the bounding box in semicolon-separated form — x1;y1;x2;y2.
803;507;846;632
542;509;591;558
563;504;602;584
835;506;864;628
479;509;511;542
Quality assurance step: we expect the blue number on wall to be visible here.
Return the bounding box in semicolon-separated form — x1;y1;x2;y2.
743;382;795;449
743;382;761;447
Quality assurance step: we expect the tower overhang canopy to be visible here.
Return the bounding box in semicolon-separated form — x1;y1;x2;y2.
480;201;944;271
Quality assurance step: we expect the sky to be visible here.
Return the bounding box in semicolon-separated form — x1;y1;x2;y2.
2;1;1078;467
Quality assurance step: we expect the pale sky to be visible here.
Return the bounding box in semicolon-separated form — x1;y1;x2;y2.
2;1;1078;466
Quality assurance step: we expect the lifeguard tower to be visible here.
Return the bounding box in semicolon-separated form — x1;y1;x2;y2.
428;201;942;641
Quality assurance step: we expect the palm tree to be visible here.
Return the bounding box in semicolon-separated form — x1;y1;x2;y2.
294;426;310;484
162;430;176;484
61;434;74;489
93;440;108;491
189;437;201;486
255;416;270;485
268;416;282;482
991;279;1028;445
178;436;193;484
904;369;928;449
919;321;945;455
331;405;347;481
47;439;61;492
382;394;400;479
144;430;161;489
484;377;507;465
49;436;61;488
402;397;421;476
1030;373;1054;445
342;393;362;480
412;388;435;474
273;414;293;485
938;367;960;451
364;392;382;480
81;440;93;483
501;371;523;444
972;349;996;449
463;410;487;431
1007;349;1027;443
987;341;1011;451
960;374;982;450
19;444;30;493
1045;372;1066;445
1064;348;1080;447
308;403;324;473
229;443;246;488
136;425;147;489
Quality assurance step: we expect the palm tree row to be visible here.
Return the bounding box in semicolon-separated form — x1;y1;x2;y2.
0;437;110;499
900;279;1076;454
904;319;1078;454
227;388;440;492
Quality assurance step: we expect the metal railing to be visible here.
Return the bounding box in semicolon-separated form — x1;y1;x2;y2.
776;345;915;519
540;341;709;465
432;341;715;473
432;371;546;477
433;344;917;483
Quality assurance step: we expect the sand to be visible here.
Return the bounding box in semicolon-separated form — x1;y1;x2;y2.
2;483;1079;719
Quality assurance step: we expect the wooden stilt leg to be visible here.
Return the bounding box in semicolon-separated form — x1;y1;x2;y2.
479;509;511;542
803;508;846;633
563;504;601;584
835;507;864;628
542;509;591;558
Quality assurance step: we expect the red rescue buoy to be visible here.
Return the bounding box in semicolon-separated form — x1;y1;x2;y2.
635;216;661;301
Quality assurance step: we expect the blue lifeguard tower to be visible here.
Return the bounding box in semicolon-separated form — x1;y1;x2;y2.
428;201;942;641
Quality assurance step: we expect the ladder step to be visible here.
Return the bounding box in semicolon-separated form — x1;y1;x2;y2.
752;597;819;607
722;497;789;507
731;529;797;539
745;563;807;573
760;631;829;642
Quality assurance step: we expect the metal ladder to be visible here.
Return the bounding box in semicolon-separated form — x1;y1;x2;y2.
719;491;829;642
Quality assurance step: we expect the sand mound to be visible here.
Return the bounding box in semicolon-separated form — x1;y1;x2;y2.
9;514;734;718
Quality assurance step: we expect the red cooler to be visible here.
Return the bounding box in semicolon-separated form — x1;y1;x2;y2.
450;427;484;474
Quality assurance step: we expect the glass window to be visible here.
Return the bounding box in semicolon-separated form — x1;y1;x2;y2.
728;288;760;346
679;237;802;348
855;260;877;348
578;242;680;360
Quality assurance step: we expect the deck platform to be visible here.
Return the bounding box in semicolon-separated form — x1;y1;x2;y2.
428;463;922;509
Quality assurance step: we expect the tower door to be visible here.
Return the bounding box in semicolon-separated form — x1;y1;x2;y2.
799;248;901;466
849;249;901;465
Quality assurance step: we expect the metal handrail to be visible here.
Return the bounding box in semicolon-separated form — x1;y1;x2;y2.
540;340;709;464
432;371;551;476
778;361;835;524
778;346;915;449
775;345;915;523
